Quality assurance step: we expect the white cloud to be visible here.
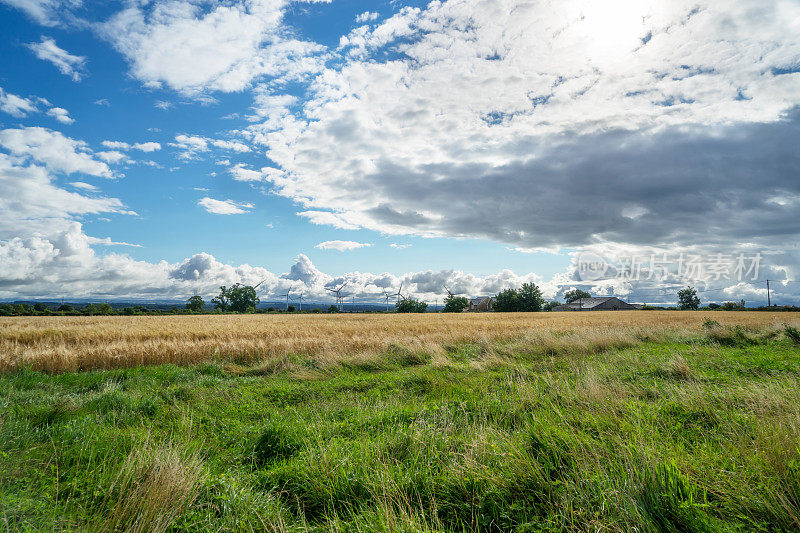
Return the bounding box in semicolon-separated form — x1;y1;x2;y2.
171;134;250;159
26;36;86;82
228;163;263;182
101;140;130;150
102;140;161;152
102;0;327;96
297;210;359;230
0;0;79;26
46;106;74;124
197;197;254;215
134;141;161;152
96;150;128;164
0;88;38;118
170;134;208;158
69;181;98;191
154;100;173;110
85;236;142;247
94;98;111;107
315;240;372;251
248;0;800;256
355;11;379;23
389;243;411;249
210;139;250;152
0;150;128;253
0;127;112;177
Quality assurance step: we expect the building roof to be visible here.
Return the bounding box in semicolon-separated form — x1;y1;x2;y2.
470;296;492;305
552;297;627;310
571;297;618;309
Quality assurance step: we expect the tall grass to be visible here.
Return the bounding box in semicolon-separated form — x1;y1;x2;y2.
1;311;796;373
100;442;204;533
1;316;800;530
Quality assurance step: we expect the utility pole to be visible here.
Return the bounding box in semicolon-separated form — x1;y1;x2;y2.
767;280;771;307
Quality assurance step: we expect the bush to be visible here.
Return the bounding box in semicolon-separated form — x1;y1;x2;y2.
442;295;469;313
395;299;428;313
785;325;800;344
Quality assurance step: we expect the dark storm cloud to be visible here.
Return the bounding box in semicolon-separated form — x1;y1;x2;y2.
364;108;800;251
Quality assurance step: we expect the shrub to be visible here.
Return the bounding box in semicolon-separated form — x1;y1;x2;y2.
785;325;800;345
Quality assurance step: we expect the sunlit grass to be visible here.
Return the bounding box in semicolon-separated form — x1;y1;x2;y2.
1;311;795;373
1;313;800;531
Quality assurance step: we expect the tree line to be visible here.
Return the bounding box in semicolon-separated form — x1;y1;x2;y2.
1;283;789;317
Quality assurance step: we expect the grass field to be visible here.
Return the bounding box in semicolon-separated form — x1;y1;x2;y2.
2;311;800;531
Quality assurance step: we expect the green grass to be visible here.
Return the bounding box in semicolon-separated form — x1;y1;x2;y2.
2;327;800;531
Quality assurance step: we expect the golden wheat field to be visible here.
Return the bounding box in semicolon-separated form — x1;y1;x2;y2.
2;311;798;373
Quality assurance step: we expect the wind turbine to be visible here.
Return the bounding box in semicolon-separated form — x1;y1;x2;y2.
253;278;267;290
325;282;347;311
394;282;404;303
444;285;455;299
282;289;291;311
291;291;304;312
382;290;391;312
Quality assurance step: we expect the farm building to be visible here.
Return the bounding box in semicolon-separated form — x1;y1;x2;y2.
468;297;493;312
551;297;637;311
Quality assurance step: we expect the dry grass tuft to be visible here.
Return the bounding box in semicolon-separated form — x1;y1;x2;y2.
101;442;204;533
665;355;693;381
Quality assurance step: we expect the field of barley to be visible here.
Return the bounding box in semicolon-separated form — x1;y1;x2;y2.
2;311;800;532
1;310;795;373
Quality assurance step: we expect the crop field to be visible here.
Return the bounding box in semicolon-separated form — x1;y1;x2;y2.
2;311;800;531
0;311;793;373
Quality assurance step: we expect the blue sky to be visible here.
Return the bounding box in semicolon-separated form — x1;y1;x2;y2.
1;0;799;304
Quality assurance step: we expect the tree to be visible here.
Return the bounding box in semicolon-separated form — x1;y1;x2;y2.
185;295;205;312
211;288;230;312
518;282;544;311
212;284;259;313
677;286;700;310
442;294;469;313
543;301;560;311
494;283;544;312
494;288;520;312
57;304;74;312
564;289;591;303
33;303;49;313
327;305;340;313
287;304;296;313
395;298;428;313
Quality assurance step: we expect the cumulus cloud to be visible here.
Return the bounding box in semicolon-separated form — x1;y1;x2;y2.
96;150;129;164
26;36;86;81
170;134;251;159
315;240;372;251
101;140;161;152
354;11;379;23
0;88;38;117
101;0;328;95
134;141;161;152
0;127;112;177
46;106;74;124
197;197;254;215
246;0;800;258
0;156;123;222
